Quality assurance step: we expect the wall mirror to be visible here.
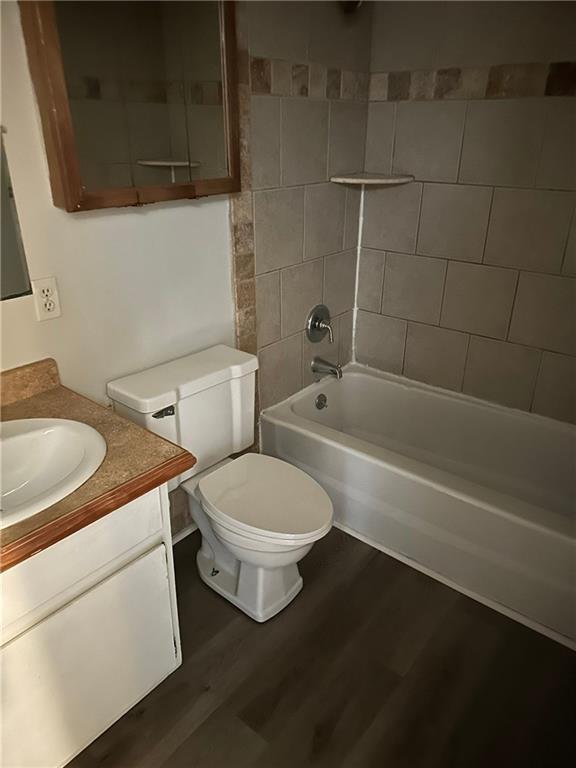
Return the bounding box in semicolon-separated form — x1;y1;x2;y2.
1;141;32;301
20;1;240;212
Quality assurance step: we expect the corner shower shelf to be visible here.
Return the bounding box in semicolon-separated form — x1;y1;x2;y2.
330;172;414;186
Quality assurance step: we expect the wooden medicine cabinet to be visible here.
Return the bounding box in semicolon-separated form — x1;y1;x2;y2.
19;1;240;212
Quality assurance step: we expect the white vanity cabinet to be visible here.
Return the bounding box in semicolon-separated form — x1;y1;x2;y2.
1;485;181;768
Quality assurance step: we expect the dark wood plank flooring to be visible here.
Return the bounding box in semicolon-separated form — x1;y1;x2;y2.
71;529;575;768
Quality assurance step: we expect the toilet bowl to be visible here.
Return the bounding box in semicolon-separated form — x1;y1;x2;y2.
182;453;333;622
107;344;333;622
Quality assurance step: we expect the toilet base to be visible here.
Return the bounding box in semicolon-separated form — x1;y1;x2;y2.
196;548;303;623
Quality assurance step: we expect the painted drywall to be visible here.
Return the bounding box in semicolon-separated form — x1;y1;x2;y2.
0;2;235;404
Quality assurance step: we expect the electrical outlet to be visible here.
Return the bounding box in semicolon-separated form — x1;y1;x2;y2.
32;277;62;321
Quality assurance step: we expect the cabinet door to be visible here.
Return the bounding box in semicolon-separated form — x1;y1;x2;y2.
1;545;177;768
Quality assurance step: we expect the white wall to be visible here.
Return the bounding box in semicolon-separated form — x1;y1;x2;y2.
0;2;235;404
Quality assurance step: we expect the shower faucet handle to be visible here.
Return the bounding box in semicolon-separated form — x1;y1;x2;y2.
306;304;334;344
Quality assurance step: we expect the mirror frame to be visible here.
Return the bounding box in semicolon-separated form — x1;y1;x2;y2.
19;0;240;212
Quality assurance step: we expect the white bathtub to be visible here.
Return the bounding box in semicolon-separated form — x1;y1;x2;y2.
261;363;576;648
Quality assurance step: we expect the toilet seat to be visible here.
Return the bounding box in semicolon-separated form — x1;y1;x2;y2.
197;454;333;545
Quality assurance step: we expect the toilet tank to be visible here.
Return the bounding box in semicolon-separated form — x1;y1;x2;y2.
107;345;258;485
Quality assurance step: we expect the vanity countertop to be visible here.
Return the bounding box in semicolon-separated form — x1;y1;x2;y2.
0;359;196;571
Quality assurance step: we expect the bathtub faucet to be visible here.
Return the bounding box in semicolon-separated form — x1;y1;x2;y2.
311;357;343;380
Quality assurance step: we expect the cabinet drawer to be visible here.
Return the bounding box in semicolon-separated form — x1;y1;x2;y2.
1;488;163;641
1;544;177;768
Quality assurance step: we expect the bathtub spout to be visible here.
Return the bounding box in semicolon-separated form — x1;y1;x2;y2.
311;357;343;380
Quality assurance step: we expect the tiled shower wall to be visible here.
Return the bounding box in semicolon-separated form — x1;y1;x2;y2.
355;2;576;424
240;1;373;409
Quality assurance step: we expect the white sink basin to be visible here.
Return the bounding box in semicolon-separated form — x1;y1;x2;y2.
0;419;107;529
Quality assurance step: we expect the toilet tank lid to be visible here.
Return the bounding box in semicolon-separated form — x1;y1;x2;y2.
107;345;258;413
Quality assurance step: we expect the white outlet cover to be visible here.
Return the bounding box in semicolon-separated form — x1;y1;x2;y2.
32;277;62;321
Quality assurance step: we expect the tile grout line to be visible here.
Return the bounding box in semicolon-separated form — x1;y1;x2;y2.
528;349;545;414
351;184;366;364
480;186;496;264
504;270;521;341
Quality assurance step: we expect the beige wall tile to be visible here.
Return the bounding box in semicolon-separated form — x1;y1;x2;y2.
417;183;492;263
254;187;304;274
441;262;517;339
484;188;575;273
324;250;357;316
382;252;447;324
247;1;309;61
362;182;422;253
393;101;466;182
302;315;342;386
339;310;354;364
563;212;576;276
251;96;280;189
304;183;346;260
328;101;368;176
308;1;372;72
369;72;389;101
508;272;576;355
459;99;546;187
343;187;361;250
309;63;328;99
281;99;329;185
404;322;468;391
462;336;541;410
356;311;407;373
536;99;576;192
256;271;281;348
357;248;386;312
270;59;291;96
532;352;576;424
258;333;302;409
280;258;324;337
364;102;395;173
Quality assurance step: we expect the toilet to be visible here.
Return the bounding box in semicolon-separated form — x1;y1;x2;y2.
107;345;333;622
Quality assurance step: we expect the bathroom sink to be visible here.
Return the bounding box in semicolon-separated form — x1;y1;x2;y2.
0;419;107;529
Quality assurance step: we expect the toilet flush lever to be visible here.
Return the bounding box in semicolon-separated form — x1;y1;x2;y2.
306;304;334;344
152;405;175;419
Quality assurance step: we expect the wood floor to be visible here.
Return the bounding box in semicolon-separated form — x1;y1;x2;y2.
71;529;575;768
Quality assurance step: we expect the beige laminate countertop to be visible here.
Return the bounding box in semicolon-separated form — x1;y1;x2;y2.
0;359;195;571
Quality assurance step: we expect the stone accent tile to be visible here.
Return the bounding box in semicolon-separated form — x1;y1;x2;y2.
440;262;518;339
486;63;548;99
234;250;255;283
388;71;410;101
434;68;461;99
304;183;346;260
343;187;361;250
365;102;395;173
532;352;576;424
409;70;436;100
328;101;367;176
258;333;302;410
357;248;386;312
382;252;447;324
309;63;327;99
417;183;492;263
339;311;354;365
362;182;423;253
291;64;309;97
369;72;388;101
250;57;271;94
536;98;576;192
281;99;329;185
324;250;357;316
236;306;257;355
251;96;281;189
509;272;576;355
484;188;575;274
393;101;466;182
435;67;489;100
404;323;468;391
545;62;576;97
341;71;369;101
302;315;341;386
462;337;541;411
280;259;324;337
357;72;370;101
238;83;252;189
326;68;342;99
230;191;253;226
254;187;304;274
356;311;407;373
459;99;547;187
232;222;254;258
256;271;281;348
271;59;291;96
563;212;576;276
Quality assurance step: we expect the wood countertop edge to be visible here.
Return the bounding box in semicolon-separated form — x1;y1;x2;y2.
0;450;196;573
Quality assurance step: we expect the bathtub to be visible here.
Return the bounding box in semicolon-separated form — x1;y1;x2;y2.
261;363;576;648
